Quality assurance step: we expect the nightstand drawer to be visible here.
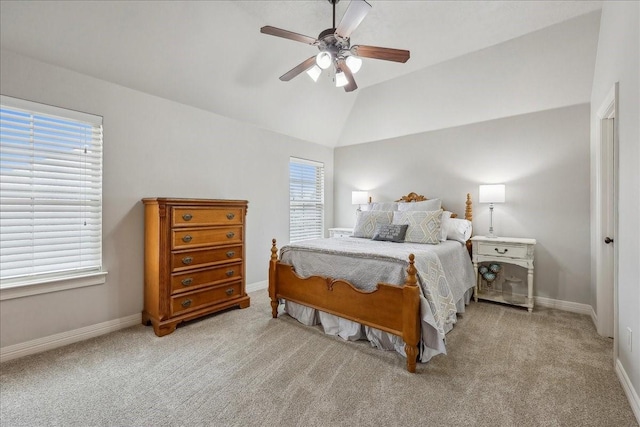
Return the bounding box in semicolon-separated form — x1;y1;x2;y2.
477;243;527;258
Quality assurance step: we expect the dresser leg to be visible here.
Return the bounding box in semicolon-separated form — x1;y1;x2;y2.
153;322;177;337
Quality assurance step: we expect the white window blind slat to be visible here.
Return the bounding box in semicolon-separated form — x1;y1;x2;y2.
0;96;103;284
289;157;324;243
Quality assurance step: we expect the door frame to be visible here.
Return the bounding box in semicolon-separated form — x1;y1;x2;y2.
594;83;619;354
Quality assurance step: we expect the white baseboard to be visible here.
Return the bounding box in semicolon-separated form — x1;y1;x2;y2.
534;295;592;315
0;313;141;363
246;280;268;293
590;306;598;328
616;358;640;424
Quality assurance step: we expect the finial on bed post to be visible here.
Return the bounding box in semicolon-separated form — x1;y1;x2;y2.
269;239;279;318
465;193;472;222
403;254;420;373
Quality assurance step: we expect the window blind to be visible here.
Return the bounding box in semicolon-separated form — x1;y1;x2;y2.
0;96;103;285
289;157;324;242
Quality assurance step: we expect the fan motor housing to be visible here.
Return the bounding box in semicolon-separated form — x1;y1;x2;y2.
317;28;350;56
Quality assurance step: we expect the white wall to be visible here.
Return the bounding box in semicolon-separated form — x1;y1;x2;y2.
590;1;640;411
0;49;334;348
337;11;600;146
334;104;591;305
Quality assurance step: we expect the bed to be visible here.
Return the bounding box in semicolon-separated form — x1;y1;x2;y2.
268;193;475;372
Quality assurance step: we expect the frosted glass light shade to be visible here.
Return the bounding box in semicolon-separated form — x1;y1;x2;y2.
306;65;322;82
479;184;506;203
316;51;332;69
335;71;348;87
345;56;362;74
352;191;369;205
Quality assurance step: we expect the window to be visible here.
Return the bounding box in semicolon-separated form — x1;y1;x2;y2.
0;96;104;296
289;157;324;242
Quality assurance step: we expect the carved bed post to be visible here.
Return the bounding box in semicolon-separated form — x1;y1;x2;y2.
269;239;279;318
402;254;420;373
465;193;473;255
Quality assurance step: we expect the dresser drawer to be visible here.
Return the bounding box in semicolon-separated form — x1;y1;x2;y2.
477;242;527;259
171;281;242;316
171;263;243;293
172;207;243;227
172;226;243;250
171;245;242;272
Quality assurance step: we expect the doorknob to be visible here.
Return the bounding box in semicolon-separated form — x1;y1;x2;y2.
604;237;614;244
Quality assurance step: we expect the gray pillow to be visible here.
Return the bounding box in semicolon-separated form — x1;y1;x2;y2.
353;211;393;238
397;198;442;212
372;224;408;243
392;209;443;244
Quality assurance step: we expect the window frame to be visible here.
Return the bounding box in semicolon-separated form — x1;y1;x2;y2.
0;95;106;300
289;157;325;243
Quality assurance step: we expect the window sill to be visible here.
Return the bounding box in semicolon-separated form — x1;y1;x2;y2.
0;271;108;301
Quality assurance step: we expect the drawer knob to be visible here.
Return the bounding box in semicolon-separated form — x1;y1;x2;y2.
495;248;509;255
225;288;234;296
226;251;235;258
181;278;193;286
226;213;235;220
226;231;235;239
182;256;193;265
182;213;193;221
182;235;192;243
226;270;234;277
181;299;192;308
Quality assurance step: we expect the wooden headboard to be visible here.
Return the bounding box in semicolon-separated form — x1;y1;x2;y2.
395;192;473;222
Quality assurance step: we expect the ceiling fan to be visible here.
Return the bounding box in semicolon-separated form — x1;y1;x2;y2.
260;0;410;92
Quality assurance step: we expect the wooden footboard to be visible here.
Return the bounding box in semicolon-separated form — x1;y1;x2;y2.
269;239;421;373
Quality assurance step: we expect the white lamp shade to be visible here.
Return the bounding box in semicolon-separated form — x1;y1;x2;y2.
316;51;332;69
352;191;369;205
335;71;348;87
345;56;362;74
479;184;506;203
306;65;322;82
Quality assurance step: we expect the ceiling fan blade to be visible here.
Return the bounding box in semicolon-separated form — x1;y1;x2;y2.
336;59;358;92
279;56;317;82
260;26;317;45
335;0;371;39
351;45;410;63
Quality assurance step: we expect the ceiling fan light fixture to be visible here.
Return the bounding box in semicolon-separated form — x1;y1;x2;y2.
306;65;322;82
335;70;348;87
316;51;333;69
345;55;362;74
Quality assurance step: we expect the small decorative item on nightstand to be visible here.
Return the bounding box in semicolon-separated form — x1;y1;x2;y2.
471;235;536;312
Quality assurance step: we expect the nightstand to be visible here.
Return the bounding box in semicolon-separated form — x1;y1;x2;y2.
471;236;536;312
328;227;354;238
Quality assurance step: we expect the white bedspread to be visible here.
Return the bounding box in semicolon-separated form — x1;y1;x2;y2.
279;237;476;363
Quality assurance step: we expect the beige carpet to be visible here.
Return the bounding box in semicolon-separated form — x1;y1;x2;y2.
0;290;637;427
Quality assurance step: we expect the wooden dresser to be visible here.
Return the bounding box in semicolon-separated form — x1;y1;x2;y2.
142;198;250;336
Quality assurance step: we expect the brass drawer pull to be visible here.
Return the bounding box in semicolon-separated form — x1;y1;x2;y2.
181;299;192;308
182;257;193;265
182;235;192;243
182;213;193;221
181;278;193;286
495;248;509;255
226;213;235;220
226;231;235;239
226;251;235;258
226;270;235;277
225;288;234;296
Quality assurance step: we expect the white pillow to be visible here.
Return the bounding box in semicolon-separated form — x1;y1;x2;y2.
353;211;394;238
397;198;442;212
360;202;398;212
444;218;473;244
392;209;442;244
439;211;453;241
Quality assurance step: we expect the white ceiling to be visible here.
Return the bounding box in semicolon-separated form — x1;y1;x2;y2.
0;1;602;147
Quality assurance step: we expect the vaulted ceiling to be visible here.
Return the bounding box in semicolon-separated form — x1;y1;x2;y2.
0;1;602;147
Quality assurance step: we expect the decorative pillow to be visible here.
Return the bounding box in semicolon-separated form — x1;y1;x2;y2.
445;218;473;244
372;224;409;243
392;210;443;244
397;198;442;212
439;211;453;241
353;211;394;238
360;202;398;212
